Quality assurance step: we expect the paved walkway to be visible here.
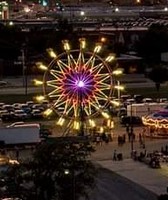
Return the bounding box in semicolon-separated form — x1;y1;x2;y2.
91;138;168;196
96;158;168;196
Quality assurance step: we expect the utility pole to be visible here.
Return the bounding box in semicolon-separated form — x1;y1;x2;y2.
21;46;27;95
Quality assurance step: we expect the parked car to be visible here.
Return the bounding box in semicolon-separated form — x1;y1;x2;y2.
142;98;153;103
0;81;7;87
31;109;43;119
31;104;45;111
133;94;143;103
1;113;14;122
19;104;31;114
2;105;14;112
0;110;9;118
12;110;28;120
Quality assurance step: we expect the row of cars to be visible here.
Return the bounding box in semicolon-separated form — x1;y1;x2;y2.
0;101;49;122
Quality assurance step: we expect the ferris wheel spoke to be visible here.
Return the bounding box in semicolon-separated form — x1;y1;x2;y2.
84;103;92;116
64;102;74;116
94;89;109;100
52;95;67;108
55;60;70;73
50;70;64;80
84;55;96;70
96;84;111;90
76;51;85;69
89;100;101;111
47;80;62;88
47;88;62;96
67;53;77;69
96;73;112;82
91;63;104;75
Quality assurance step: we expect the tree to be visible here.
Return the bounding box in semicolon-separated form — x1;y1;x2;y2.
136;24;168;66
158;194;168;200
3;137;96;200
148;65;168;91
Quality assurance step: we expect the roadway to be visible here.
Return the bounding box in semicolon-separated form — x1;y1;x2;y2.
0;74;157;95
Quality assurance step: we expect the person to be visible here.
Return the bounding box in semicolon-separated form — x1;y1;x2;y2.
113;149;117;161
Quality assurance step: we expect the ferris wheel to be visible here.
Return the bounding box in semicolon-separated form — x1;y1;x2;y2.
34;38;119;133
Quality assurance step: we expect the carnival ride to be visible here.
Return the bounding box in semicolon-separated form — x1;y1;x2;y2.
33;38;121;135
142;107;168;138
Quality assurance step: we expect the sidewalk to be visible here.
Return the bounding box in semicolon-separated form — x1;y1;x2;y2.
96;158;168;196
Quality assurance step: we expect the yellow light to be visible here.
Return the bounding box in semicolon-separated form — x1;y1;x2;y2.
46;48;57;58
100;37;106;43
107;119;114;128
62;40;70;51
43;108;53;117
101;111;110;119
35;95;45;102
112;68;123;75
33;79;43;86
94;43;102;53
100;126;104;133
142;116;168;129
9;21;14;26
89;119;96;127
36;62;48;71
105;53;115;62
57;117;65;126
9;159;19;165
111;100;120;107
73;120;80;130
114;85;125;90
79;38;86;49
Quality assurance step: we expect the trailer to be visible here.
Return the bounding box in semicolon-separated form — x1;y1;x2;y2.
127;103;168;117
0;125;41;146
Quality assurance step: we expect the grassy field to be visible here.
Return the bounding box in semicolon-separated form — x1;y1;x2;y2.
126;86;168;99
0;86;168;104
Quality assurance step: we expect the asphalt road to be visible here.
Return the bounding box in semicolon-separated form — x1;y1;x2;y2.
88;167;157;200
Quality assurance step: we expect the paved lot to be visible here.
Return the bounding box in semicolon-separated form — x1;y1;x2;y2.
91;138;168;196
6;135;168;196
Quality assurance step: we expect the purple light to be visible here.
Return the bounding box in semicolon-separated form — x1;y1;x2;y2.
76;80;85;88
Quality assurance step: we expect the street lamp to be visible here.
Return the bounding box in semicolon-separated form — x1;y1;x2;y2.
64;169;75;200
127;102;134;155
114;81;124;101
112;68;124;100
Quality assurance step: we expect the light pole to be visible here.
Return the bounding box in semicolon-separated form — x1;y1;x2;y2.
21;46;27;95
112;68;124;101
64;169;75;200
130;102;134;153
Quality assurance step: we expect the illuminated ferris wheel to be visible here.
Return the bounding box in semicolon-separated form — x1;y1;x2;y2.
34;38;118;132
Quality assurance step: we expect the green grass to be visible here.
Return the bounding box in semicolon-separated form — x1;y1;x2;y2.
126;86;168;99
0;86;168;104
0;94;35;104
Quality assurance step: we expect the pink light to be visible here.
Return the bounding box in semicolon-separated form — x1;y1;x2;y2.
77;80;85;88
